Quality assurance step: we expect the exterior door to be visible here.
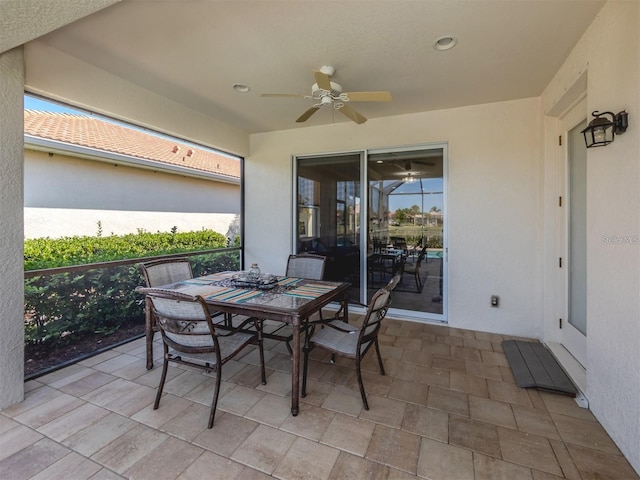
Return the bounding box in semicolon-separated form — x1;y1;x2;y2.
561;101;587;366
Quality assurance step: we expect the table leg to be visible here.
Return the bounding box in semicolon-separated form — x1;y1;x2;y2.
291;322;300;416
145;297;154;370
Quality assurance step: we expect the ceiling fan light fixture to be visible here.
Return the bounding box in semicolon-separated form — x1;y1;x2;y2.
232;84;250;93
434;35;457;51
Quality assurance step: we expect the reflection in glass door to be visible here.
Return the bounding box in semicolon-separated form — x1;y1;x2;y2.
367;148;445;316
295;153;363;301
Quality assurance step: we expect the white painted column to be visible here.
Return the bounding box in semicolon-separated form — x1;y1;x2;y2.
0;47;25;408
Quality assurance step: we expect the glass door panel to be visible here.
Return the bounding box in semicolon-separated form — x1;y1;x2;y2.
367;149;445;315
296;153;362;301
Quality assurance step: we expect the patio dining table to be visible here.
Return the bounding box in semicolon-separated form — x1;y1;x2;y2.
142;270;350;416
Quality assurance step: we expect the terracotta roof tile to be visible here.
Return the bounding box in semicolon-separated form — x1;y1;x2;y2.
24;110;240;178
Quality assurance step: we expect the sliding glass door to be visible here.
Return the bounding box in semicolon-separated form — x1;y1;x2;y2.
295;153;363;301
295;145;446;321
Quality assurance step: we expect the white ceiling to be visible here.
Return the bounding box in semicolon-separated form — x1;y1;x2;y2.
36;0;605;134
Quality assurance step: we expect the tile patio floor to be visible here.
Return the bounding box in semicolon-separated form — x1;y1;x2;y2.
1;318;638;480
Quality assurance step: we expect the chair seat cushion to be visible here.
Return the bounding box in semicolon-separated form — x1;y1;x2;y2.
310;320;369;357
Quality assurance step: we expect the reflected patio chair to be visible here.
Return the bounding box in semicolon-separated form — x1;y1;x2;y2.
301;274;399;410
137;287;266;428
139;257;194;369
261;253;327;353
402;247;427;292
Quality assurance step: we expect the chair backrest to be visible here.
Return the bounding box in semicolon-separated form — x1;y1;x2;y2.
286;254;326;280
384;274;401;293
359;287;392;344
140;257;194;287
137;287;217;353
415;247;427;266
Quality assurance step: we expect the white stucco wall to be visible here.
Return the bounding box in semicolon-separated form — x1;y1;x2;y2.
0;47;25;408
246;97;542;339
24;149;240;239
542;1;640;472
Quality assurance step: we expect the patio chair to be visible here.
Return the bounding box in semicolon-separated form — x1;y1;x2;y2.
139;257;194;369
138;287;266;428
301;274;399;410
260;254;327;352
402;247;427;292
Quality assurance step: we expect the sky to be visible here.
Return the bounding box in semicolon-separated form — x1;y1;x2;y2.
25;95;77;113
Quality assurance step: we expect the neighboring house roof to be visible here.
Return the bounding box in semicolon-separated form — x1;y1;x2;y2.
24;110;240;179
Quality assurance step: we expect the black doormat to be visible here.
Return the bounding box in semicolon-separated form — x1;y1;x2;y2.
502;340;578;397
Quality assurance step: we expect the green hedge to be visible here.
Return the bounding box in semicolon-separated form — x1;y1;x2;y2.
24;229;240;377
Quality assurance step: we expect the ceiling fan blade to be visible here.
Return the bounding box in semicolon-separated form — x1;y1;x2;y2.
344;91;392;102
296;106;320;123
339;104;367;124
313;70;332;91
261;93;306;98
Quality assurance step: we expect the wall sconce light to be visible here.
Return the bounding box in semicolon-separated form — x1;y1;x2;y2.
581;110;629;148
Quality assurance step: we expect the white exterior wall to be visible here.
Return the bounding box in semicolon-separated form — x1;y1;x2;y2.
542;1;640;472
24;149;239;239
0;47;25;408
247;97;542;339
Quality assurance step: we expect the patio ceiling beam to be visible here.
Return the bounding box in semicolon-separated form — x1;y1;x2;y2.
0;0;121;54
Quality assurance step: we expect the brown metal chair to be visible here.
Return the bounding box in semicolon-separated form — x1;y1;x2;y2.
402;247;427;292
139;257;194;369
137;287;266;428
260;254;327;353
301;274;399;410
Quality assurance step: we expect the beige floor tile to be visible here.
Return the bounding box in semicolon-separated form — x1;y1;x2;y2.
413;365;450;387
265;352;293;373
359;395;407;429
473;453;533;480
62;412;137;457
0;437;70;480
365;424;420;474
401;403;448;442
465;360;503;380
427;385;469;416
176;451;245;480
401;348;431;366
566;443;640;480
92;353;140;374
13;393;85;429
192;411;258;457
320;363;358;386
30;451;102;480
0;424;44;462
381;358;417;381
124;436;204;480
230;364;273;388
394;337;423;351
274;436;341;480
2;385;64;418
469;395;517;429
58;370;118;397
450;345;483;362
487;378;534;407
90;423;169;474
218;384;265;416
81;377;143;407
352;368;393;397
548;438;582;480
280;403;335;441
321;385;364;417
541;392;596;421
230;424;296;474
78;350;121;367
449;371;488;397
88;467;127;480
300;378;334;406
417;438;474;480
431;354;466;373
320;413;375;457
0;415;21;435
39;364;94;388
162;370;211;398
463;337;494;351
255;369;292;397
552;412;622;455
160;402;211;441
184;377;234;406
498;427;563;476
480;349;510;367
110;360;153;381
328;451;389;480
132;394;194;428
387;378;428;405
37;402;111;441
245;392;292;427
100;383;157;417
511;404;561;440
449;416;501;458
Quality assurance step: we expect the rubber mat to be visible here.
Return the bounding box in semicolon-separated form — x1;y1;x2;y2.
502;340;577;396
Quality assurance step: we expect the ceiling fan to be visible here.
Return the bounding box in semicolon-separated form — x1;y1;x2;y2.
261;66;392;125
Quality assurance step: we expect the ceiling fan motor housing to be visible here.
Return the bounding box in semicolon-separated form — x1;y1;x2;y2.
312;81;343;99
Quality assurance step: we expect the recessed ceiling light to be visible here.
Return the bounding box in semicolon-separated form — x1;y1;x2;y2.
433;35;457;51
233;84;250;93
